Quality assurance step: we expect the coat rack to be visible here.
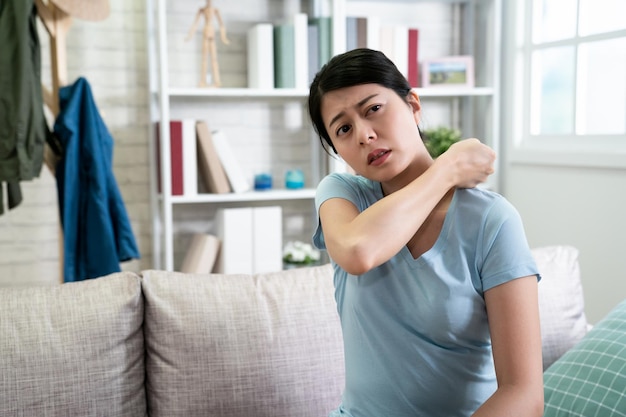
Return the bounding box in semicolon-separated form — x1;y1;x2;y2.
35;0;71;120
35;0;110;283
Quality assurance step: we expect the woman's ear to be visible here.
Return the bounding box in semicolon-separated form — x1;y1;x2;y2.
407;90;422;124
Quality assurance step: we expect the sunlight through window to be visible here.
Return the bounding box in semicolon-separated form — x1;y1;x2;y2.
528;0;626;137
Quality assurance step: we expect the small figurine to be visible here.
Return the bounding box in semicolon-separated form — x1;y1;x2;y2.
185;0;230;88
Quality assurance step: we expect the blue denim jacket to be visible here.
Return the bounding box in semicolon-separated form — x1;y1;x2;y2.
55;77;140;281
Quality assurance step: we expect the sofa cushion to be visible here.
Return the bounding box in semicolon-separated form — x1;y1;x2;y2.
0;272;146;417
533;245;590;370
141;264;344;417
543;297;626;417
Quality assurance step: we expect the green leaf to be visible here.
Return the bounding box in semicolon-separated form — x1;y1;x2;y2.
423;126;462;158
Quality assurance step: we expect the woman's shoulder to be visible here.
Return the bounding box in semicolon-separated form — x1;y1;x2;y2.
454;187;522;225
455;186;518;214
318;172;378;193
316;173;382;208
456;186;506;204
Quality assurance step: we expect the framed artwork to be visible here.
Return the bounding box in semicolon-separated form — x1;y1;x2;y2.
421;56;475;88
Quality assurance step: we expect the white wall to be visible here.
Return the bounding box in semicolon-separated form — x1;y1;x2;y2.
503;164;626;323
500;2;626;323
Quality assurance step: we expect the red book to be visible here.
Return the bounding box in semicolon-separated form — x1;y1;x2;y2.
408;28;419;87
155;121;184;196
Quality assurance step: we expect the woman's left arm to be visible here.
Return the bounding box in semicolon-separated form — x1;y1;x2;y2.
472;276;544;417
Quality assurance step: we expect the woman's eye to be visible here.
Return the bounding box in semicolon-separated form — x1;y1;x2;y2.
336;124;351;137
368;104;381;114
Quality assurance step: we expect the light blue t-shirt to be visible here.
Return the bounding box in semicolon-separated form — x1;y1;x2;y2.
313;173;540;417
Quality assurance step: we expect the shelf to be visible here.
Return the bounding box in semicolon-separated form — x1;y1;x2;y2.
148;0;501;272
414;87;494;97
162;87;494;99
165;188;317;204
354;0;471;2
166;87;309;99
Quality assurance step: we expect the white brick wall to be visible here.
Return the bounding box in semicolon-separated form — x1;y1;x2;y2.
0;0;150;286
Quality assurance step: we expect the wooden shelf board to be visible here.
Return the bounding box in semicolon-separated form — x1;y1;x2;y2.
163;188;317;204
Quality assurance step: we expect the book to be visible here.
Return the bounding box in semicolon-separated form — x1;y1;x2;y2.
195;121;231;194
346;16;384;53
247;23;274;89
347;16;377;50
292;13;309;90
214;207;283;274
214;207;254;274
365;16;380;50
155;120;184;196
252;206;283;273
393;25;409;79
346;16;358;51
309;16;332;67
307;21;320;84
210;130;251;193
379;25;408;79
180;233;221;274
182;119;197;196
356;17;368;49
273;22;295;88
408;28;419;87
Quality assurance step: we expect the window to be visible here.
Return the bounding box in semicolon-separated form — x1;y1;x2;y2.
511;0;626;165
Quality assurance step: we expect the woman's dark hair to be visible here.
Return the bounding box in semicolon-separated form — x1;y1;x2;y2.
308;48;412;154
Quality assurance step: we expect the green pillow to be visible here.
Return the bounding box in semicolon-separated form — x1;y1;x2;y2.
543;298;626;417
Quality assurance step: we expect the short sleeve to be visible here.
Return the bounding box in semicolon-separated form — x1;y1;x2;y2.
313;174;353;250
312;173;380;251
478;197;540;292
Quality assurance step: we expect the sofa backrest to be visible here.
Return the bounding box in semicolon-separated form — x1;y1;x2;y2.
0;272;146;417
141;264;344;417
533;245;590;370
0;245;590;417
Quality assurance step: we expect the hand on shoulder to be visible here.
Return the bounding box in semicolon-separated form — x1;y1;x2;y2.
436;138;496;188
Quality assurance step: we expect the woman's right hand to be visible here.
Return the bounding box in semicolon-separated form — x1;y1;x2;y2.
437;138;496;188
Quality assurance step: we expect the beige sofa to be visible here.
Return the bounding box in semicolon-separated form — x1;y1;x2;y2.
1;245;624;417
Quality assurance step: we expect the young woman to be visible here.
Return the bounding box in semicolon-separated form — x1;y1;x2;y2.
309;49;543;417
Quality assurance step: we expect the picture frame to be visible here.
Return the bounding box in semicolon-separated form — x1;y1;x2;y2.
421;56;475;88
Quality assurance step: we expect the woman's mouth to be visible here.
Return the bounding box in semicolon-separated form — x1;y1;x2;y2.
368;149;390;166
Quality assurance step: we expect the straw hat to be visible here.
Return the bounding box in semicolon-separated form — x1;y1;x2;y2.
53;0;110;21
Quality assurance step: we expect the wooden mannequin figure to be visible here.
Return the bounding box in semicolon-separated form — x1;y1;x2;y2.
185;0;230;88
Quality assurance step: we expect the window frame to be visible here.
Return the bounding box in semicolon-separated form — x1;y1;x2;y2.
506;0;626;169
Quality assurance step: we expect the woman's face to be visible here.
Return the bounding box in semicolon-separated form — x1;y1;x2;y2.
321;83;429;186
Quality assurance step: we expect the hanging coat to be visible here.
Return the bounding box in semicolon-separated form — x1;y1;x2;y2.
54;77;140;282
0;0;50;214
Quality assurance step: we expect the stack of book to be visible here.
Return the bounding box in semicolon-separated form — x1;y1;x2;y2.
156;121;284;275
180;233;220;274
247;13;420;90
155;120;251;197
247;13;332;90
180;206;283;275
345;15;421;87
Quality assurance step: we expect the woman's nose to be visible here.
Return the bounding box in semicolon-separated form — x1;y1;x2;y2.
357;123;376;145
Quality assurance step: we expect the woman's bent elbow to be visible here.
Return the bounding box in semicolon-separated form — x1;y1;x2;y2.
332;247;379;275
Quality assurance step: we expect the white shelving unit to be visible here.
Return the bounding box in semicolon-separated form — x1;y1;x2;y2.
147;0;501;271
147;0;326;271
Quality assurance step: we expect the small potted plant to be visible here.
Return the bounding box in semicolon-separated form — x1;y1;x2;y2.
423;126;462;158
283;240;321;268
